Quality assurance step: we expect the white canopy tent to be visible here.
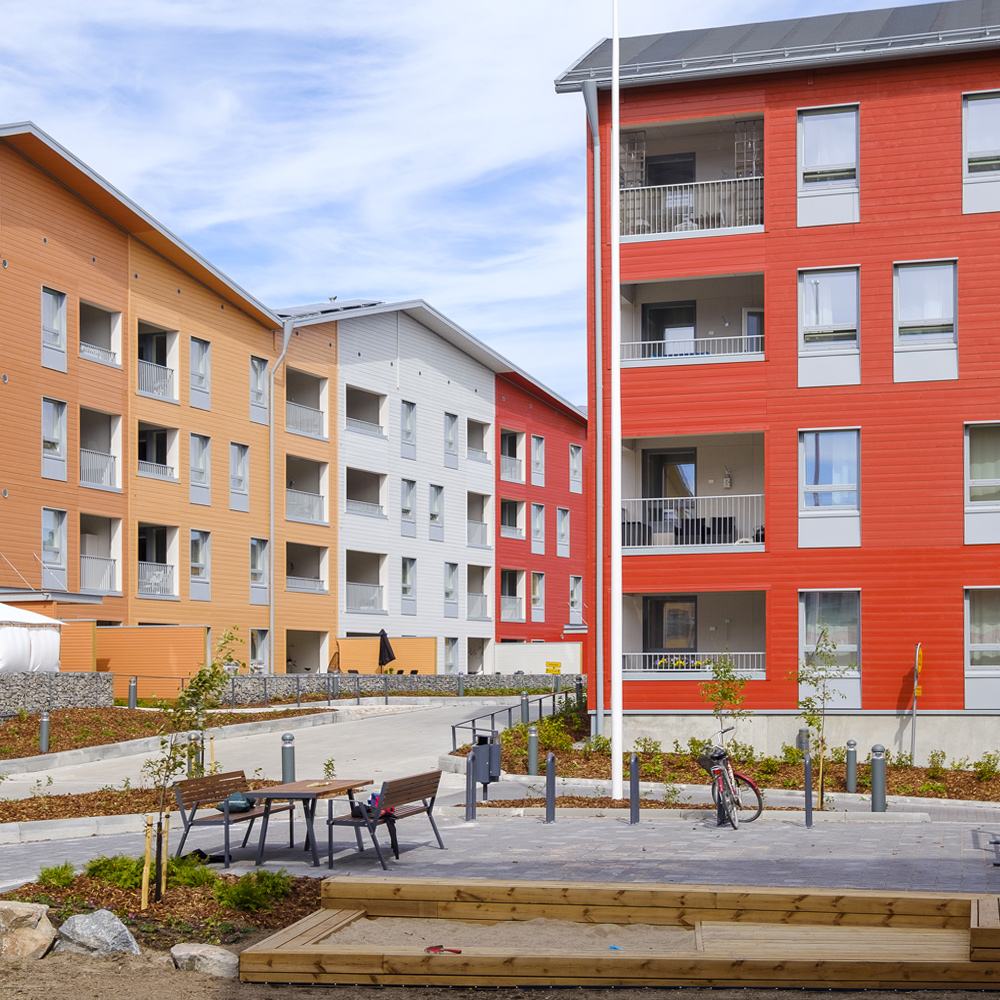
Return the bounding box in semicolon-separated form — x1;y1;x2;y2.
0;603;61;673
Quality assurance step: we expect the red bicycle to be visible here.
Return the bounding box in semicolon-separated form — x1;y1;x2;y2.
697;726;764;829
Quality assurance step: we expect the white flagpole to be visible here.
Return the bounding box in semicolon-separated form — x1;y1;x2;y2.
609;0;624;799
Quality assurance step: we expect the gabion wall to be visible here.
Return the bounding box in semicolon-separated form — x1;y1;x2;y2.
0;672;113;720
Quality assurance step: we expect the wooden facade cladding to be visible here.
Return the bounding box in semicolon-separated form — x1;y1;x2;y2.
586;49;1000;713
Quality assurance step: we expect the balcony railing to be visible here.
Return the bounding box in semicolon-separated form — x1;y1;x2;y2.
622;333;763;362
286;488;325;523
346;581;383;612
468;447;488;463
346;415;383;435
624;652;765;673
500;524;523;539
138;561;174;597
468;592;490;619
80;449;116;488
621;176;764;238
347;498;384;517
79;341;118;366
467;520;489;546
500;455;522;482
287;575;326;593
81;554;116;592
500;596;523;622
137;360;174;399
286;401;324;438
138;459;175;480
622;495;764;547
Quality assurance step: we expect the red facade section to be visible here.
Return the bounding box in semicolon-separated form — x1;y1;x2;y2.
585;49;1000;715
494;375;589;655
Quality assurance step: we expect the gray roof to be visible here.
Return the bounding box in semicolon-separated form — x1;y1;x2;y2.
555;0;1000;92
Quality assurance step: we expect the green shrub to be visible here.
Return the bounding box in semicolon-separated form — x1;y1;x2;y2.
919;780;947;796
973;751;1000;782
828;745;847;765
170;855;218;888
536;715;573;752
37;861;76;889
950;755;971;771
927;750;946;778
633;736;662;754
214;868;291;912
780;743;804;766
687;736;708;757
758;755;781;776
583;734;611;756
728;739;756;766
891;751;913;768
85;854;145;889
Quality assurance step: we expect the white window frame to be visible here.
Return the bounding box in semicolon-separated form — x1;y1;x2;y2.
250;628;269;673
41;286;67;358
531;502;545;554
444;562;458;602
798;105;859;190
41;507;67;571
444;412;458;464
967;588;1000;673
190;529;210;581
401;556;416;598
569;575;584;625
557;507;570;557
41;397;67;480
967;423;1000;505
190;434;210;484
401;479;416;521
569;444;583;493
444;636;458;672
191;338;210;387
430;485;443;523
250;537;268;584
249;356;268;423
799;591;860;681
531;434;545;486
799;268;859;352
799;429;859;511
531;571;545;622
964;91;1000;177
230;442;249;510
894;260;957;347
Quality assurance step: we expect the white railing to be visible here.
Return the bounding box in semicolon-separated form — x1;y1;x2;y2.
80;449;116;487
623;651;765;673
621;176;764;238
500;455;522;481
468;447;489;463
500;596;523;622
500;524;523;539
138;561;173;596
286;401;324;437
138;459;174;480
190;466;207;484
346;415;383;435
622;332;763;361
621;495;764;546
468;593;490;619
467;520;488;546
347;498;384;516
138;360;174;398
79;341;117;366
346;582;382;612
81;555;116;592
287;488;325;522
287;575;326;593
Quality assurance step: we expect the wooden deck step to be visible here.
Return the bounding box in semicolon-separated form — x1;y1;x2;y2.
242;907;364;957
971;895;1000;961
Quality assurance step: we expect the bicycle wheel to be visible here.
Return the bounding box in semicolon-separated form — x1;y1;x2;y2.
732;772;763;823
718;773;739;829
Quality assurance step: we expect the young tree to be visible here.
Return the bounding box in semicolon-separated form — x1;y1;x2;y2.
699;655;752;732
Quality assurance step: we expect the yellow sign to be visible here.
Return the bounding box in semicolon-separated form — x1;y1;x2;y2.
545;662;561;674
916;644;923;675
914;685;923;698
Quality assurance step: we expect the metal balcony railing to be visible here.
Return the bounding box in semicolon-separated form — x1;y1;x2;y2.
346;415;383;435
137;360;174;399
500;455;522;481
81;554;116;592
467;447;489;462
286;401;324;437
623;651;765;673
621;495;764;547
347;498;384;517
622;332;764;362
79;341;118;366
621;176;764;238
287;575;326;593
500;524;523;539
501;596;523;622
138;561;173;597
467;520;488;546
286;488;325;522
138;459;174;480
80;449;116;488
468;592;490;619
346;581;383;612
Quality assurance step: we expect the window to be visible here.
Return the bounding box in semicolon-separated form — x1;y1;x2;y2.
500;499;522;539
500;568;523;622
743;308;765;352
965;92;1000;175
641;301;696;356
531;571;545;622
569;576;583;625
643;595;696;652
41;287;67;370
531;502;545;555
190;338;211;409
799;107;858;187
444;562;458;618
444;413;458;468
444;636;458;672
557;507;570;557
41;508;67;589
230;443;249;512
401;479;416;537
41;398;67;481
799;269;858;350
250;538;268;605
531;435;545;486
250;629;268;673
249;356;268;423
401;400;416;459
968;590;1000;670
429;485;444;541
895;262;956;345
190;434;210;505
801;591;859;671
569;444;583;493
968;425;1000;503
500;430;522;481
401;556;416;615
190;530;210;601
800;431;858;509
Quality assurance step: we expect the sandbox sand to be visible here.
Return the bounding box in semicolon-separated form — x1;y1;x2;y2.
330;915;695;953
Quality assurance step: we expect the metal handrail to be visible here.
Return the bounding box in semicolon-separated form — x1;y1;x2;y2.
451;690;570;751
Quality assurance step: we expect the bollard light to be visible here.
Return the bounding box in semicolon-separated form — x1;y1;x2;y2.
544;753;556;823
458;673;465;698
575;676;584;707
629;753;640;824
128;677;138;710
465;748;477;822
520;691;529;726
528;725;539;776
39;711;50;753
870;744;887;813
846;739;857;794
281;732;296;784
798;728;813;828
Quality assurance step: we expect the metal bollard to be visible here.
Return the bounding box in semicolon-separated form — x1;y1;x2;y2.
871;744;887;812
465;748;477;821
520;691;529;726
575;676;584;707
128;677;138;710
798;728;813;828
555;674;562;694
458;674;465;698
629;753;640;824
383;675;389;705
231;676;237;710
545;753;556;823
326;674;332;707
282;732;296;783
846;739;857;793
333;675;339;700
296;676;301;709
39;711;50;753
528;726;539;776
356;676;361;705
262;676;268;708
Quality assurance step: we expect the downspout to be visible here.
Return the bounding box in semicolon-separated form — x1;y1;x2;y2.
269;317;296;675
582;80;604;737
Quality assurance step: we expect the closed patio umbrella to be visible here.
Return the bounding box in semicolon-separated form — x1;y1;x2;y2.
378;629;396;671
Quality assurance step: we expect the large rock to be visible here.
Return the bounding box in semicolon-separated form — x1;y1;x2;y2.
170;942;239;979
0;901;57;959
54;908;140;956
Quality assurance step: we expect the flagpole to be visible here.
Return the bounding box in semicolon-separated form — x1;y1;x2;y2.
609;0;624;799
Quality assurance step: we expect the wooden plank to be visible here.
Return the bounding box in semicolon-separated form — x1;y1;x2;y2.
240;908;366;956
970;947;1000;962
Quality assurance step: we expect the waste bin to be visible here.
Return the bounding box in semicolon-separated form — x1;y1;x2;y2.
473;731;502;796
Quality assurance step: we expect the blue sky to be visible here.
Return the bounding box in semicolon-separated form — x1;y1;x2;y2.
0;0;935;404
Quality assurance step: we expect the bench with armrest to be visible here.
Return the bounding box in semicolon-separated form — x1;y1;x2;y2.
173;770;293;869
327;769;444;870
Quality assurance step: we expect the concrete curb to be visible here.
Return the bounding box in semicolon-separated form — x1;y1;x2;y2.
0;812;149;845
446;806;932;823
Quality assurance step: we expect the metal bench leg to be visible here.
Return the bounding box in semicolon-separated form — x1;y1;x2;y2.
366;817;388;870
426;809;445;850
240;817;256;849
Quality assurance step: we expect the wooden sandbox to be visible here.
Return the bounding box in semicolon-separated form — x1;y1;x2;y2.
240;876;1000;988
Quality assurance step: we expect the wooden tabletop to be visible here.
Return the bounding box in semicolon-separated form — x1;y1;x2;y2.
254;779;372;800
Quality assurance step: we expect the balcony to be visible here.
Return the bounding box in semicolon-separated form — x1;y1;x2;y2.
80;554;117;593
287;488;324;523
286;368;326;439
80;449;116;488
138;561;174;597
623;651;765;674
500;524;523;540
622;332;762;362
621;177;763;238
468;592;490;620
346;467;385;518
500;455;522;482
622;495;764;548
137;359;174;399
287;401;324;438
346;582;383;612
345;385;384;437
500;596;523;622
79;302;120;367
287;575;326;593
139;459;174;480
80;342;118;366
